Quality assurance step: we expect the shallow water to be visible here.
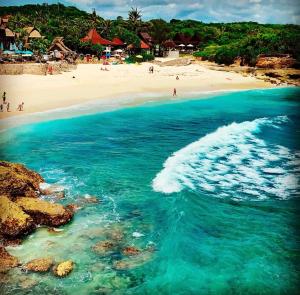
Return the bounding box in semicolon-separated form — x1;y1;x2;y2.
1;87;300;294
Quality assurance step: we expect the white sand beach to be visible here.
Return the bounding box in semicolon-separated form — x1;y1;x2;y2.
0;61;272;123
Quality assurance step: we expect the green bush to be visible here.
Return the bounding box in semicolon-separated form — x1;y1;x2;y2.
142;53;154;61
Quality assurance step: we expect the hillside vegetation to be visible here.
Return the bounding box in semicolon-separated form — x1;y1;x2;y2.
1;4;300;65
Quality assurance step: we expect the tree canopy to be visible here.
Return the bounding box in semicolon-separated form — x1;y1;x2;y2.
1;4;299;65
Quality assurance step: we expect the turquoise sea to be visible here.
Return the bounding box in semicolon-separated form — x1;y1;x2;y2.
1;87;300;294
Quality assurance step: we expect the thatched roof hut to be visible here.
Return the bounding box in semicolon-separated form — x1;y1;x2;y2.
24;27;42;38
48;37;72;53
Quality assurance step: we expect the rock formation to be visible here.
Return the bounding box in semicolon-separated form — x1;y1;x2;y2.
0;246;20;273
256;54;296;69
0;161;74;239
53;260;74;277
0;161;43;199
23;257;53;272
0;195;35;237
16;197;73;227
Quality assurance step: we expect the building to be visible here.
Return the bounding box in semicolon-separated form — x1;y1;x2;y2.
48;37;72;54
23;26;42;48
0;16;15;50
80;28;114;46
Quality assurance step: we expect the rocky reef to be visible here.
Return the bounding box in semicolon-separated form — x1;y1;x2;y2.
0;161;74;273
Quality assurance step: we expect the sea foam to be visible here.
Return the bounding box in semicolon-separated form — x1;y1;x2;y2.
152;116;299;200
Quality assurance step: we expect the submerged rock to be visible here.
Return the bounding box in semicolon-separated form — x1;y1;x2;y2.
0;246;20;273
0;161;43;199
66;203;82;213
122;246;141;256
23;257;53;272
16;197;73;227
53;260;74;277
92;240;116;255
0;195;35;237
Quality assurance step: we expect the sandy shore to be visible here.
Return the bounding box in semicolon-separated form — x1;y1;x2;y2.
0;61;272;128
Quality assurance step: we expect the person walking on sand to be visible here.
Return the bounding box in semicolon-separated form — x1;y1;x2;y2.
6;102;10;112
173;88;177;96
2;92;6;104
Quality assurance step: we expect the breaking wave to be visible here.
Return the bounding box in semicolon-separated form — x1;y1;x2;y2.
152;116;300;200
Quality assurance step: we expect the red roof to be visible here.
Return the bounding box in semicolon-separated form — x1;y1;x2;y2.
80;29;113;46
112;37;124;46
140;40;150;49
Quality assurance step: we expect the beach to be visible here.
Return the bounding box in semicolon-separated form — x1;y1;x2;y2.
0;61;271;123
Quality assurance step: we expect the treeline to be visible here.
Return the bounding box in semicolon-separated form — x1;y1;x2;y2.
1;4;300;65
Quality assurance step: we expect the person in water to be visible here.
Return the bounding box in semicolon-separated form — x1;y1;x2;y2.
173;88;177;96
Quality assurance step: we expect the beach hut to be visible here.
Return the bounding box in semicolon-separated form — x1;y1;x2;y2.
80;29;114;46
48;37;72;54
111;37;125;47
23;26;42;48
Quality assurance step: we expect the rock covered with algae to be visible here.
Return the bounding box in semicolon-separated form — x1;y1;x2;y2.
53;260;74;277
0;195;35;237
0;161;74;238
23;257;53;272
0;161;44;199
0;246;20;273
16;197;73;227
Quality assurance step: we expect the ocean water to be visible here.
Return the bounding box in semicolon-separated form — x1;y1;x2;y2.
1;87;300;294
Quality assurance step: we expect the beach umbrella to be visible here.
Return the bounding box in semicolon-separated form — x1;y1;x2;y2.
178;44;185;47
187;44;194;47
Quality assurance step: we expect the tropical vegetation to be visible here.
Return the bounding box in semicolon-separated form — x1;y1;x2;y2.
1;3;299;65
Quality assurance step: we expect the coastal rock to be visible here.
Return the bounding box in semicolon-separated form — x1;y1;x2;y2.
23;257;53;272
122;246;141;256
0;195;35;237
78;195;100;205
16;197;73;227
0;161;43;199
256;54;296;69
66;203;82;213
92;240;116;255
53;260;74;277
0;246;20;273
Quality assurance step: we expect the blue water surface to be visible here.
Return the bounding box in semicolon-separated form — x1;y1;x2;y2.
1;87;299;294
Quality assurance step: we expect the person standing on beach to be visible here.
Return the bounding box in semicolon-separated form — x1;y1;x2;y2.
173;88;177;96
2;92;6;104
21;102;24;111
0;104;3;112
6;102;10;112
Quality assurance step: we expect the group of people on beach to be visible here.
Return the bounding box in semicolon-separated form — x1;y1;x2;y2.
0;92;24;113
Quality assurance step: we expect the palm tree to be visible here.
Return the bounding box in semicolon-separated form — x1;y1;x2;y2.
128;7;142;32
100;20;112;37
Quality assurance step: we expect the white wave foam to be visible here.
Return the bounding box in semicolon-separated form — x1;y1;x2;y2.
152;116;299;200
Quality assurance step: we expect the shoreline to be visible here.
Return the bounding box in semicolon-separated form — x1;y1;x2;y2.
0;87;284;132
0;62;275;130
